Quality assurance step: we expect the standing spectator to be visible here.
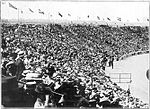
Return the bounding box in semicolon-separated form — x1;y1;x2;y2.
34;83;46;108
15;51;25;81
109;56;114;69
5;55;17;76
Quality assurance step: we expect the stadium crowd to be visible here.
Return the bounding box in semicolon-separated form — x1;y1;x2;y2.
1;22;149;108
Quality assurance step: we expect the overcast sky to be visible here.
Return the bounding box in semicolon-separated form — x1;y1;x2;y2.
1;1;149;23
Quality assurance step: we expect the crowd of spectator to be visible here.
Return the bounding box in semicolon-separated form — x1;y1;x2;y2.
1;22;149;108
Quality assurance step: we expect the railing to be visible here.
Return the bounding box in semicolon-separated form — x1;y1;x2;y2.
109;73;132;83
119;50;149;61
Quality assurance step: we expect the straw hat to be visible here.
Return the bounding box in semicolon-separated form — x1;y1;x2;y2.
25;73;41;78
5;61;14;68
100;96;110;102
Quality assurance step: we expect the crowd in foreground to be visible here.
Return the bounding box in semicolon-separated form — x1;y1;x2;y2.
1;22;149;108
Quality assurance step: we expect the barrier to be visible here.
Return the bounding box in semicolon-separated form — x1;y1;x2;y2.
109;73;131;83
119;50;149;61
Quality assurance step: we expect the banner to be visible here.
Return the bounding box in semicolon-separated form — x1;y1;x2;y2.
58;12;63;17
29;8;34;13
9;3;17;10
39;9;44;14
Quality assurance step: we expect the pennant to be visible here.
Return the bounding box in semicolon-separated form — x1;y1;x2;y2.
97;16;100;20
107;17;111;21
9;3;17;10
78;16;81;19
38;9;44;14
68;13;71;16
58;12;63;17
117;17;121;21
2;1;6;5
29;8;34;13
39;11;44;14
21;10;23;14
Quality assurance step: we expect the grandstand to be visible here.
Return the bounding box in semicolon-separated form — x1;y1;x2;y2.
1;1;149;108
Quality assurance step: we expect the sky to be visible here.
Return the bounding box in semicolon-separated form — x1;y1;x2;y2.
1;1;149;23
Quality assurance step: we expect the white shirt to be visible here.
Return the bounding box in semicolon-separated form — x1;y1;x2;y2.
34;98;45;108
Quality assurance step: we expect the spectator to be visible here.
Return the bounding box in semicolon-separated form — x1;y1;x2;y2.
1;22;149;108
15;51;25;81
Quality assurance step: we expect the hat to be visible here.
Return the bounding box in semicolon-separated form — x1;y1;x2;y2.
100;96;109;102
113;97;122;102
18;51;24;55
5;61;14;68
15;48;21;53
22;70;31;76
92;87;97;90
2;52;9;58
25;73;41;79
18;51;25;57
26;81;36;85
9;53;17;59
35;83;46;94
85;89;91;94
36;67;42;72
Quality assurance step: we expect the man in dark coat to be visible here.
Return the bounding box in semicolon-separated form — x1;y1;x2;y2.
109;56;114;69
47;63;56;77
5;61;17;76
15;51;25;81
5;54;17;76
2;76;20;107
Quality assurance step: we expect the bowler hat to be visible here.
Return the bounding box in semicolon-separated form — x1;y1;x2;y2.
35;83;46;94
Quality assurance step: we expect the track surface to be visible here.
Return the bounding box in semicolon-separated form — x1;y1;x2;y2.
106;54;149;104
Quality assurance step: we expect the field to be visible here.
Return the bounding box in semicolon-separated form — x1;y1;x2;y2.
106;54;149;104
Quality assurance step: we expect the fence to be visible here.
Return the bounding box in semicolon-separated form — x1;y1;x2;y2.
119;50;149;61
109;73;132;83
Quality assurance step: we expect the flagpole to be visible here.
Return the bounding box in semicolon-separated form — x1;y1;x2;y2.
18;8;19;23
47;13;49;21
48;12;50;22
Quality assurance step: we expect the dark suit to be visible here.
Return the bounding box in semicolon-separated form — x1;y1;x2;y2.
15;58;25;80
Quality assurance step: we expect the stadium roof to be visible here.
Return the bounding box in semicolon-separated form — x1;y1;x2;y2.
1;1;149;25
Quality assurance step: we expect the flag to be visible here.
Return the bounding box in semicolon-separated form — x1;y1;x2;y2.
2;1;6;5
29;8;34;13
68;13;71;16
58;12;63;17
147;19;149;21
137;18;139;22
21;10;23;14
107;17;111;21
87;15;89;18
39;11;44;14
117;17;121;21
38;9;44;14
9;3;17;10
97;16;100;20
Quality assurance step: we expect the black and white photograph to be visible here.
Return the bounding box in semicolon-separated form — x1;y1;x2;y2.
1;0;149;108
